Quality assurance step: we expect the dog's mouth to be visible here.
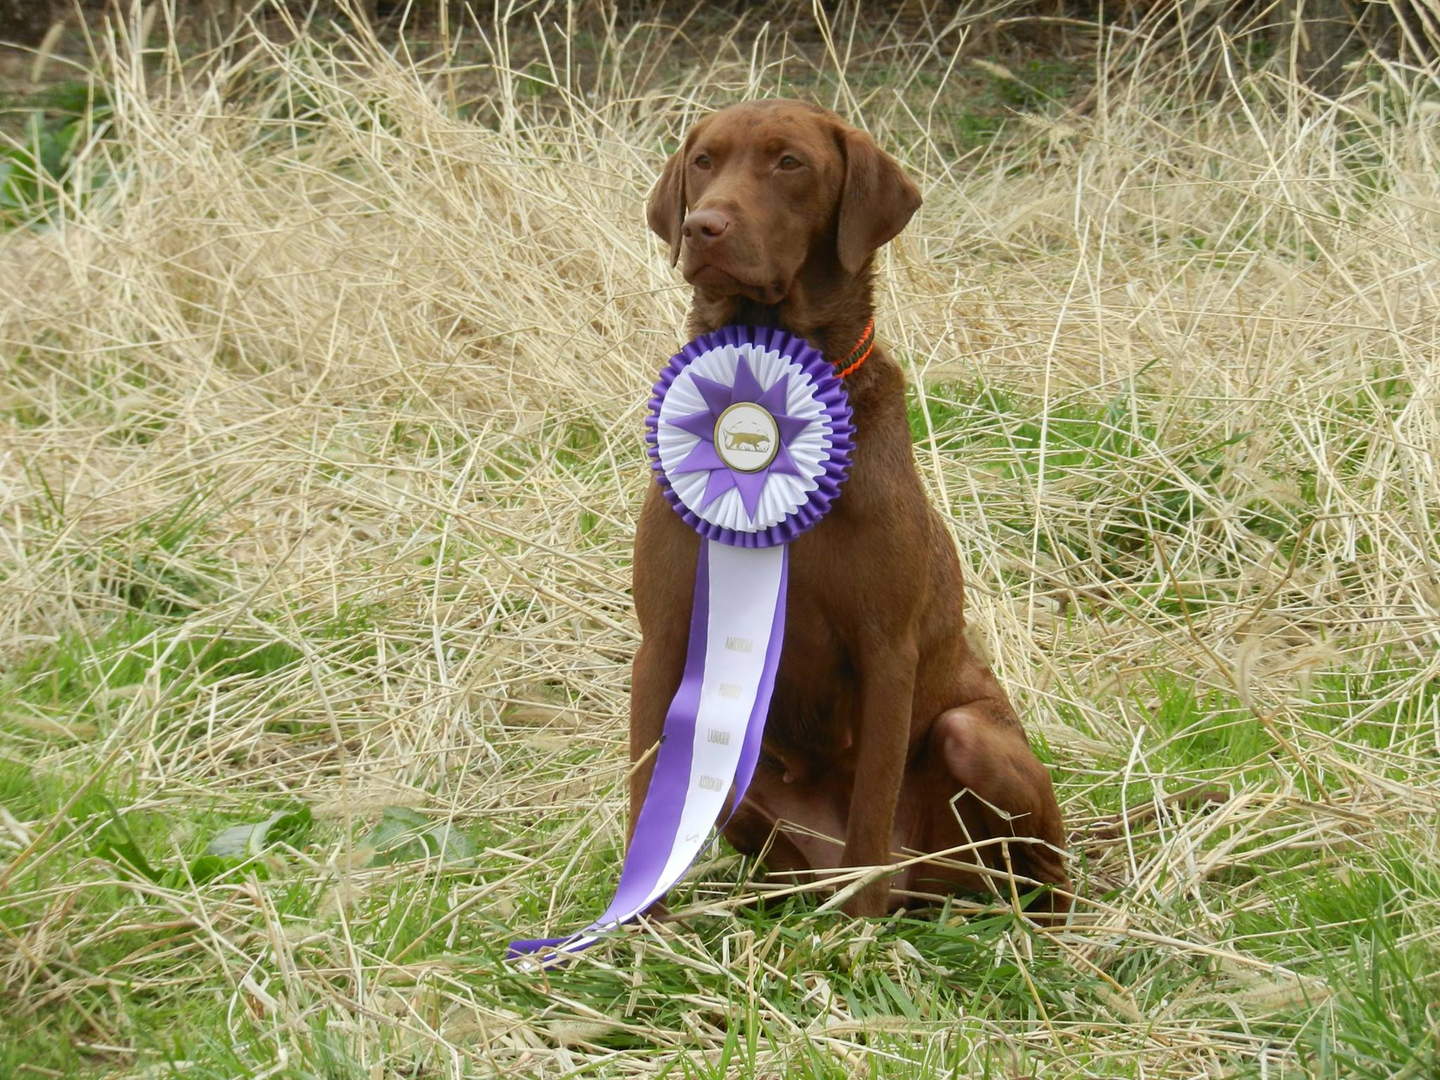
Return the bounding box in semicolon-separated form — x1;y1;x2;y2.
683;261;787;305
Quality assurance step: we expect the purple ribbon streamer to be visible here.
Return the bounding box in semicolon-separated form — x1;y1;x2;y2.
726;545;786;825
507;544;788;962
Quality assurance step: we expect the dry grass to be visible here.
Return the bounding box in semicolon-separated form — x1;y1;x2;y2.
1;3;1438;1078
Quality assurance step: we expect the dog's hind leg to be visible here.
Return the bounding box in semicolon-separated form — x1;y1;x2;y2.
928;698;1072;915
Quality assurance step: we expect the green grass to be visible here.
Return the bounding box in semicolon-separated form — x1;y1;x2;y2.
0;78;113;229
2;379;1435;1075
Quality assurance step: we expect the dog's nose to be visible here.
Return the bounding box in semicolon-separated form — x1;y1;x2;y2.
682;209;731;244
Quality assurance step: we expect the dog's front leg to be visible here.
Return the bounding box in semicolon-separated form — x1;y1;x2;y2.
839;636;918;916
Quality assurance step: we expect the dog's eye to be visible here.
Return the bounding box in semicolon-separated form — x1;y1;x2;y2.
778;155;803;170
693;154;712;170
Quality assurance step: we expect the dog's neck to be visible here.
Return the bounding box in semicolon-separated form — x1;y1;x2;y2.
686;261;883;391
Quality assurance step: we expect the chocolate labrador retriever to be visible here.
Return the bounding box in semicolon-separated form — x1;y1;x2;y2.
632;99;1070;917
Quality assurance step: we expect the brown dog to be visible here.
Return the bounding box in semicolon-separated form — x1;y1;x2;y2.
631;100;1070;917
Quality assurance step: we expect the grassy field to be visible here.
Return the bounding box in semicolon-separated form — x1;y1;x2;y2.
1;4;1438;1078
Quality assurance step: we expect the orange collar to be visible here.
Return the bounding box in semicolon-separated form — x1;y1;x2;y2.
834;318;875;379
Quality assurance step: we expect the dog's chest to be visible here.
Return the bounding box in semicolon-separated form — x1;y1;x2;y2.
760;567;859;747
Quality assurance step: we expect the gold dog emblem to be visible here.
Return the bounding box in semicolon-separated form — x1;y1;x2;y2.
714;401;780;472
725;430;771;452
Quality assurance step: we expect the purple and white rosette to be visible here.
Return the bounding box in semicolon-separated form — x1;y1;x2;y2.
647;324;854;548
508;326;853;966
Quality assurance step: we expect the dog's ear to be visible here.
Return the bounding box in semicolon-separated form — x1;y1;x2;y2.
646;134;691;267
836;126;922;274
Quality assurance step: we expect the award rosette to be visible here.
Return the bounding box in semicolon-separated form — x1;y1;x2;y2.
508;325;853;965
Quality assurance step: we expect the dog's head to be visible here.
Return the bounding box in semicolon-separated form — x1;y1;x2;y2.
646;100;921;304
